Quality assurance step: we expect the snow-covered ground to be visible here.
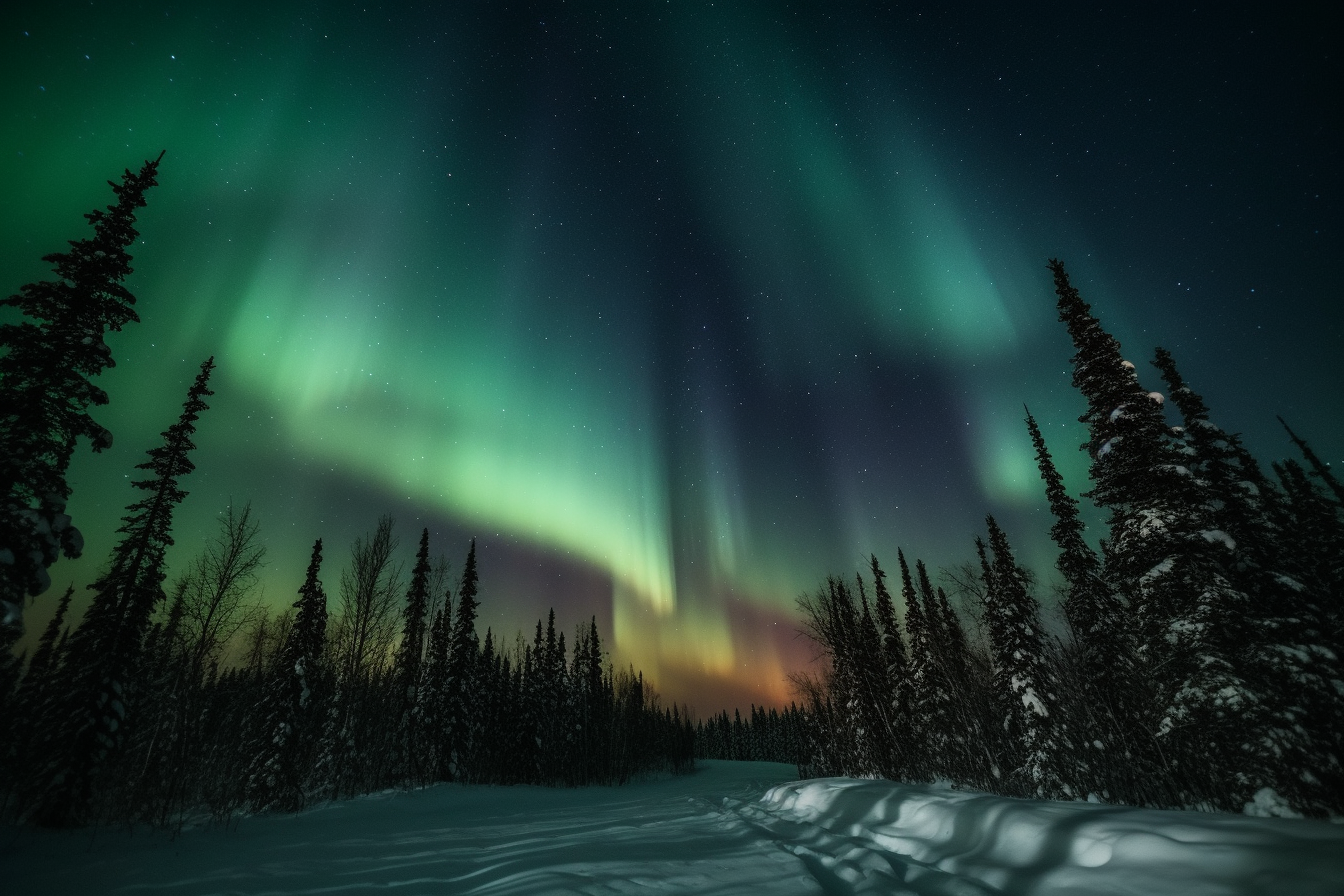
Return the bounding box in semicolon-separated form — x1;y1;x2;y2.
3;760;1342;895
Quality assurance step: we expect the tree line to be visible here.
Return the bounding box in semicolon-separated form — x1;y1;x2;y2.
0;156;692;830
4;511;694;829
786;260;1342;817
693;703;812;766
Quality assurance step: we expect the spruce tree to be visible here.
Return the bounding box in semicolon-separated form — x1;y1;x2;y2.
1050;260;1269;809
392;528;432;783
532;608;566;782
16;585;73;703
868;556;908;687
1048;259;1186;609
868;555;911;776
417;603;451;780
1023;408;1124;664
2;585;74;794
895;551;935;780
912;559;964;781
983;516;1071;799
245;538;328;813
853;573;897;778
1155;351;1341;813
1279;417;1344;505
443;539;479;780
19;357;214;827
0;153;166;645
1023;407;1142;798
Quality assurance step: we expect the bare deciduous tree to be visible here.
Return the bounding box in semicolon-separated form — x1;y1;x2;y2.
177;501;267;678
333;515;403;682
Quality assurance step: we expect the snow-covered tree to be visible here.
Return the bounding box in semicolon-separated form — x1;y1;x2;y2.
1023;407;1143;796
1023;408;1126;675
853;574;900;778
868;555;912;778
897;551;948;781
1051;261;1297;811
982;516;1071;799
245;539;328;813
1156;351;1343;813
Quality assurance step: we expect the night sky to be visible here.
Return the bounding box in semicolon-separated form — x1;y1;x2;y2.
3;2;1339;716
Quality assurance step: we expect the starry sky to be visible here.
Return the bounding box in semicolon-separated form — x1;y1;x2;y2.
3;2;1339;716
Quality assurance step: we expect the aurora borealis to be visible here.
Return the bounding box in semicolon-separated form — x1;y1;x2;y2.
3;3;1339;715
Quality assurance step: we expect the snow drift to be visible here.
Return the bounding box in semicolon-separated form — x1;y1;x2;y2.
4;761;1341;895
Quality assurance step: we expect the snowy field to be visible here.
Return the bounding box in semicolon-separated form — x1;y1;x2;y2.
3;760;1342;895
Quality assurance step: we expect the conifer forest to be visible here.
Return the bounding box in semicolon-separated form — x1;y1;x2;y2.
1;150;1339;835
0;157;695;829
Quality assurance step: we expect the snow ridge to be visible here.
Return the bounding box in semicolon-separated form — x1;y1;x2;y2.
5;761;1342;896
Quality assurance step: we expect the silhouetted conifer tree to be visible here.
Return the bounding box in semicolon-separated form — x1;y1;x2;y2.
0;153;165;646
443;539;479;780
392;528;432;782
868;555;911;777
1156;351;1342;813
418;601;451;780
911;559;965;781
1023;407;1143;797
20;357;214;827
245;539;328;813
1051;260;1269;810
2;585;73;797
852;573;898;777
895;551;936;780
1279;418;1344;505
984;516;1070;799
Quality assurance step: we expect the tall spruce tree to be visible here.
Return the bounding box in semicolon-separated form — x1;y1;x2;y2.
245;538;328;813
418;601;451;780
392;528;432;783
868;556;908;688
912;559;964;782
1051;260;1290;811
853;573;898;778
20;357;214;827
1155;350;1342;813
443;539;479;780
0;153;166;645
2;585;74;792
1023;407;1139;799
1048;259;1188;609
868;555;911;778
896;550;936;780
1050;263;1209;792
1023;408;1124;668
983;516;1071;799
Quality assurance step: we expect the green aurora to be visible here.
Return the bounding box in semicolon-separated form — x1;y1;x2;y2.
3;2;1338;713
